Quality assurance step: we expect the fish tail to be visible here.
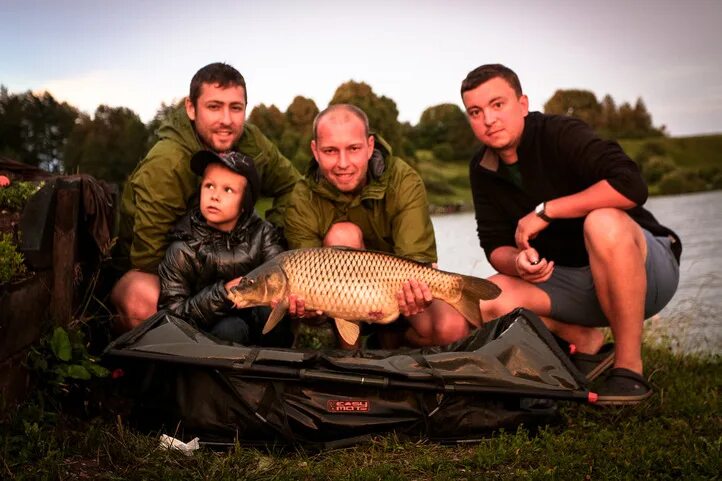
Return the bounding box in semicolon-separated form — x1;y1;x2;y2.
450;274;502;327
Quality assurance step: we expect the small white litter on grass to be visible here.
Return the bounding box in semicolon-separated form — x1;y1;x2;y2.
159;434;200;456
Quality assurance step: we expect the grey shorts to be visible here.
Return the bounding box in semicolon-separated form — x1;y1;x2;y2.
537;229;680;327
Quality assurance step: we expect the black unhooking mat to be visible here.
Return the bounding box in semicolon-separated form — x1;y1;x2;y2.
103;308;592;448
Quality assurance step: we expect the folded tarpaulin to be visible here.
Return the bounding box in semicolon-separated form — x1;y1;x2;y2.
104;308;592;447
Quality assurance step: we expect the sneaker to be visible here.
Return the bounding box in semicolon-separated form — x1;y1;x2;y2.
594;367;653;405
571;343;615;381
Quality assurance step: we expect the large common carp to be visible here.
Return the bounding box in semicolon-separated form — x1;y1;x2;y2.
228;247;501;345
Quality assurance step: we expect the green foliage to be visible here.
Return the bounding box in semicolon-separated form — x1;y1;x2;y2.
0;86;79;171
248;103;286;144
145;100;180;149
0;233;26;284
0;179;43;211
412;103;478;161
544;89;665;139
544;89;602;126
431;142;454;162
657;169;707;195
330;81;405;154
416;155;471;208
27;326;110;401
621;133;722;170
623;135;722;195
63;105;147;183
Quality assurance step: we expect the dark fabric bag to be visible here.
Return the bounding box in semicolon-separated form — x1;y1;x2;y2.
105;308;590;448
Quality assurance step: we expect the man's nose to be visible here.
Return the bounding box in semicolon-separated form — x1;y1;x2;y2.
484;109;497;126
221;106;232;125
337;151;350;168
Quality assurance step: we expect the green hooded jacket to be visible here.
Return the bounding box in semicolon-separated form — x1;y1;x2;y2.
116;105;300;273
284;136;437;263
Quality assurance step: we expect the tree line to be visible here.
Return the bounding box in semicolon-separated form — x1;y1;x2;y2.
1;82;669;186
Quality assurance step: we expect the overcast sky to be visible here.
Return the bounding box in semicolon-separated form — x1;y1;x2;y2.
2;0;721;136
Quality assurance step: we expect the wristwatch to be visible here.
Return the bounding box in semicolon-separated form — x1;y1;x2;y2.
535;202;552;222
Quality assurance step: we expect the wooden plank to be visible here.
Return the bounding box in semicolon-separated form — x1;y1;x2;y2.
51;177;80;326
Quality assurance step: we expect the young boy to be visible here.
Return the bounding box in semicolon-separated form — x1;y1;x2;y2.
158;150;291;346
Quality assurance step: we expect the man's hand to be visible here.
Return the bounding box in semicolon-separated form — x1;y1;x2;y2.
515;210;549;250
515;248;554;283
285;294;326;325
396;279;433;317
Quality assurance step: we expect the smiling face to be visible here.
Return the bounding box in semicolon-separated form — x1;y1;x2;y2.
199;163;247;232
311;110;374;193
462;76;529;155
185;82;246;152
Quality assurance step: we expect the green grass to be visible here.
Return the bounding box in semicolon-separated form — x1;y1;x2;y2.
1;346;719;480
619;134;722;170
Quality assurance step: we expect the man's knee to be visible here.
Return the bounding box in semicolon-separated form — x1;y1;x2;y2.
478;275;521;321
584;208;643;250
434;317;469;345
111;271;160;328
429;301;470;345
323;222;365;248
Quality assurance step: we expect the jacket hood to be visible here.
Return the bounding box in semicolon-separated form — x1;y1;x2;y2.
156;103;204;154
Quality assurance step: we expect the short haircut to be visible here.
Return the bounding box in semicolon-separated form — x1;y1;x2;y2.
189;62;247;106
460;64;523;97
312;104;370;141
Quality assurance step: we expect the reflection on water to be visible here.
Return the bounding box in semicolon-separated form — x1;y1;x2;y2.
432;190;722;355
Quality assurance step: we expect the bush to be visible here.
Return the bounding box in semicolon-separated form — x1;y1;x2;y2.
657;170;707;195
0;233;26;284
431;143;454;162
0;180;44;211
642;155;676;185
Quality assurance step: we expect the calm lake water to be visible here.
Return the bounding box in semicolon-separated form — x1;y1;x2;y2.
432;190;722;356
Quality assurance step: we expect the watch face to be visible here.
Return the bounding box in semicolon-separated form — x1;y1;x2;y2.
535;203;544;215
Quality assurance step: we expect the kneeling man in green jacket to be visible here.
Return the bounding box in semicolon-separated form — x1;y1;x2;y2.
284;104;469;348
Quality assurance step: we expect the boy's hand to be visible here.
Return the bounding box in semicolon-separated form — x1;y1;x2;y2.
225;276;242;293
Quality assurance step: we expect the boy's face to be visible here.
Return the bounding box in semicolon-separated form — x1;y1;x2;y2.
200;163;247;232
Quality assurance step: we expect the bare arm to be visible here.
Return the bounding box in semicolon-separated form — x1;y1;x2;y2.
516;180;638;250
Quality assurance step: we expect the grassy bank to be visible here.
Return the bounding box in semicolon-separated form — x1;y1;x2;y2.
619;134;722;170
1;345;719;480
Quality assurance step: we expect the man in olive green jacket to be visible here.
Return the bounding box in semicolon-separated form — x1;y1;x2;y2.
284;104;470;348
111;63;300;332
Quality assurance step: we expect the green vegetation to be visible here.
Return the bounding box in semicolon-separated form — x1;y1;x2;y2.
415;150;472;209
1;344;718;480
0;233;26;284
620;135;722;195
26;327;110;402
2;83;720;199
0;180;43;211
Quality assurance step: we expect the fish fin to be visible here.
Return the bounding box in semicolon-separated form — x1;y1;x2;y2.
334;318;361;346
262;299;289;335
450;274;502;327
